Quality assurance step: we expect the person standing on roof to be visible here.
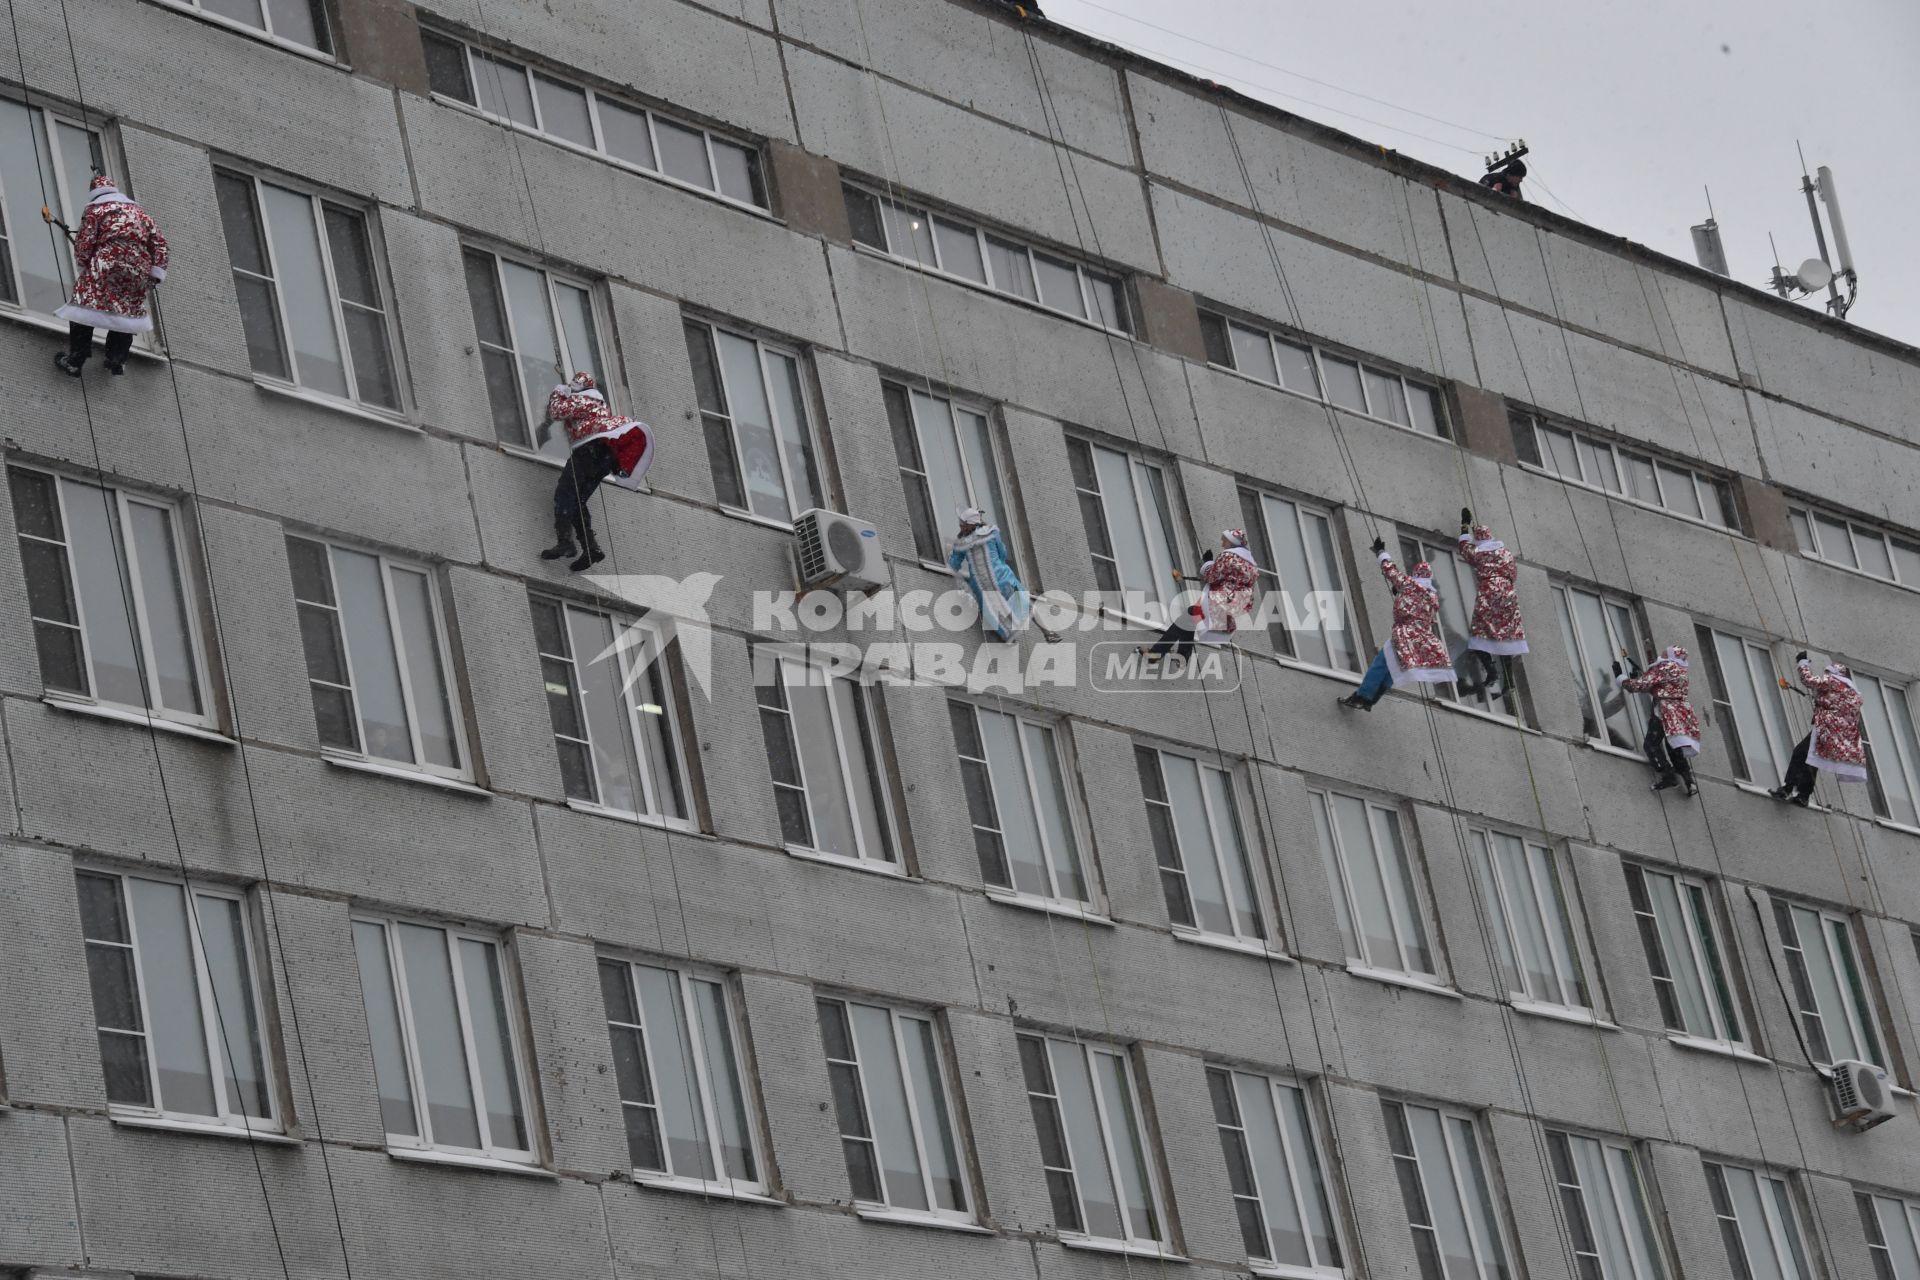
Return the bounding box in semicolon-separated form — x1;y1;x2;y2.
1338;538;1456;711
1614;646;1700;796
53;174;168;378
1770;653;1867;805
950;506;1059;644
1454;508;1527;698
1479;159;1526;198
1142;530;1260;658
538;372;653;573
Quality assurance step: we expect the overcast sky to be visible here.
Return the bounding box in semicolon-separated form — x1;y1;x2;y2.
1045;0;1920;350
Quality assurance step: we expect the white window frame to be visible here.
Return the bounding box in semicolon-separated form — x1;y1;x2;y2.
1519;411;1737;531
1067;436;1183;620
1552;582;1652;754
1201;310;1446;438
149;0;332;57
756;649;898;869
0;100;103;322
1790;504;1920;592
462;245;607;456
76;868;279;1134
1404;534;1520;720
1137;744;1266;947
1469;828;1592;1016
423;31;767;212
10;466;216;729
1238;487;1361;675
352;915;536;1164
1547;1129;1669;1280
818;997;972;1224
600;956;764;1195
1861;1191;1920;1280
1695;625;1795;785
1019;1032;1169;1251
1854;671;1920;830
1623;865;1745;1050
1211;1066;1346;1278
1309;787;1440;983
287;536;471;781
1382;1098;1511;1280
951;700;1090;910
1772;898;1885;1069
886;381;1009;568
685;317;822;527
1704;1161;1813;1280
216;170;401;412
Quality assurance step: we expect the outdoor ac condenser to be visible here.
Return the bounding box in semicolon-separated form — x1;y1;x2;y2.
794;509;885;591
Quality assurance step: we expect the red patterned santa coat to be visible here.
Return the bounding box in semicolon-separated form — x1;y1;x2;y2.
1617;648;1701;754
546;377;654;491
1799;659;1867;782
1195;543;1259;643
55;182;168;334
1456;525;1528;655
1377;551;1456;683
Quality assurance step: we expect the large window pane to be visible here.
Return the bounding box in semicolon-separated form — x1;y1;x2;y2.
260;183;348;397
127;877;217;1117
353;920;418;1136
396;923;481;1150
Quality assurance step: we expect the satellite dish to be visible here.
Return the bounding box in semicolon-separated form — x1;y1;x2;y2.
1797;258;1834;291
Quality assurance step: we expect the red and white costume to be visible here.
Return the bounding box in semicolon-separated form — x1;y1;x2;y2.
1377;551;1456;683
1617;647;1701;755
1456;524;1528;655
1195;530;1260;645
55;176;168;334
1798;658;1867;783
546;375;654;491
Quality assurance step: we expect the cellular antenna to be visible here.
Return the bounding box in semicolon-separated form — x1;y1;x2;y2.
1767;144;1858;318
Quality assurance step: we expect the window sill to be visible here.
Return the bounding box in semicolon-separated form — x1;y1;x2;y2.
1666;1033;1770;1066
1517;462;1751;540
0;303;167;360
1433;696;1536;732
146;0;343;64
1344;964;1459;999
717;505;800;533
1586;739;1652;763
253;378;413;430
983;888;1113;926
1732;780;1826;811
1249;1262;1348;1280
502;444;567;471
1172;927;1290;962
1872;817;1920;838
1272;655;1365;686
1057;1235;1185;1262
848;242;1135;340
387;1146;551;1178
784;845;907;879
1510;998;1614;1029
631;1171;782;1205
430;95;778;222
323;753;490;797
853;1205;990;1234
43;696;233;745
564;798;699;834
110;1111;296;1145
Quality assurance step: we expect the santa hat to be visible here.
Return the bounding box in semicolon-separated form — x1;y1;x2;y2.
1664;645;1689;667
1464;522;1506;553
956;506;987;526
567;371;597;392
1410;560;1435;589
1223;528;1247;548
1825;662;1856;688
85;173;129;206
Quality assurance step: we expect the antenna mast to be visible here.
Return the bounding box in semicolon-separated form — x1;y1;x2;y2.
1769;142;1858;319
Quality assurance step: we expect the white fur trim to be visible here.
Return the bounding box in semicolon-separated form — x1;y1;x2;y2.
1667;734;1700;754
86;188;130;206
1377;550;1393;564
54;303;152;333
1382;643;1455;686
574;416;645;450
1468;637;1529;655
149;266;166;281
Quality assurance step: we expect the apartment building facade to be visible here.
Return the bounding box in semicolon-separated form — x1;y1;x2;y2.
2;0;1919;1278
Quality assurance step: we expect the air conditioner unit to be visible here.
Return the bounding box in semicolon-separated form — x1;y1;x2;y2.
794;509;885;591
1830;1059;1895;1131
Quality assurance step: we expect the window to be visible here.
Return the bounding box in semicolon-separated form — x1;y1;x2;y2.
157;0;328;50
1860;1191;1920;1280
76;870;274;1131
1067;437;1182;614
845;184;1129;332
1309;788;1437;981
1199;310;1445;436
684;319;821;524
818;998;969;1221
951;701;1087;907
1469;829;1590;1014
351;916;532;1161
599;958;760;1192
886;382;1008;564
1238;488;1359;673
286;536;466;778
9;467;212;727
1790;504;1920;590
423;32;765;208
1855;672;1920;828
1623;866;1744;1048
1547;1130;1667;1280
462;248;605;457
1704;1162;1811;1280
214;171;399;410
531;597;688;824
1211;1067;1343;1275
0;100;102;317
1694;626;1794;785
1771;898;1883;1068
1018;1033;1165;1248
1512;412;1736;529
756;651;896;867
1404;535;1522;717
1553;583;1651;751
1382;1100;1509;1280
1136;746;1264;945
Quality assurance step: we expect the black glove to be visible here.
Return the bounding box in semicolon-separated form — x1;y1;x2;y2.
1370;537;1387;555
1202;548;1215;563
1611;661;1622;676
1460;507;1473;527
1794;650;1808;664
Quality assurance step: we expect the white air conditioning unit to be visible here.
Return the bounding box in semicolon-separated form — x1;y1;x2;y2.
1830;1059;1895;1131
794;509;885;591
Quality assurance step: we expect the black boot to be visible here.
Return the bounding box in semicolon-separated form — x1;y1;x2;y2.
105;359;126;376
1651;772;1680;793
1768;784;1793;801
539;522;577;562
1337;693;1374;713
568;532;606;573
54;351;84;377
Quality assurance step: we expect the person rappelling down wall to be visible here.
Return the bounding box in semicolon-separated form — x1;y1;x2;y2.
949;506;1060;643
1614;646;1700;796
53;174;168;378
538;373;653;573
1454;508;1528;699
1338;539;1457;711
1139;529;1260;659
1770;653;1867;806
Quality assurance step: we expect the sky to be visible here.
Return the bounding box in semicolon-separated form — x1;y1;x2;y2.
1044;0;1920;349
